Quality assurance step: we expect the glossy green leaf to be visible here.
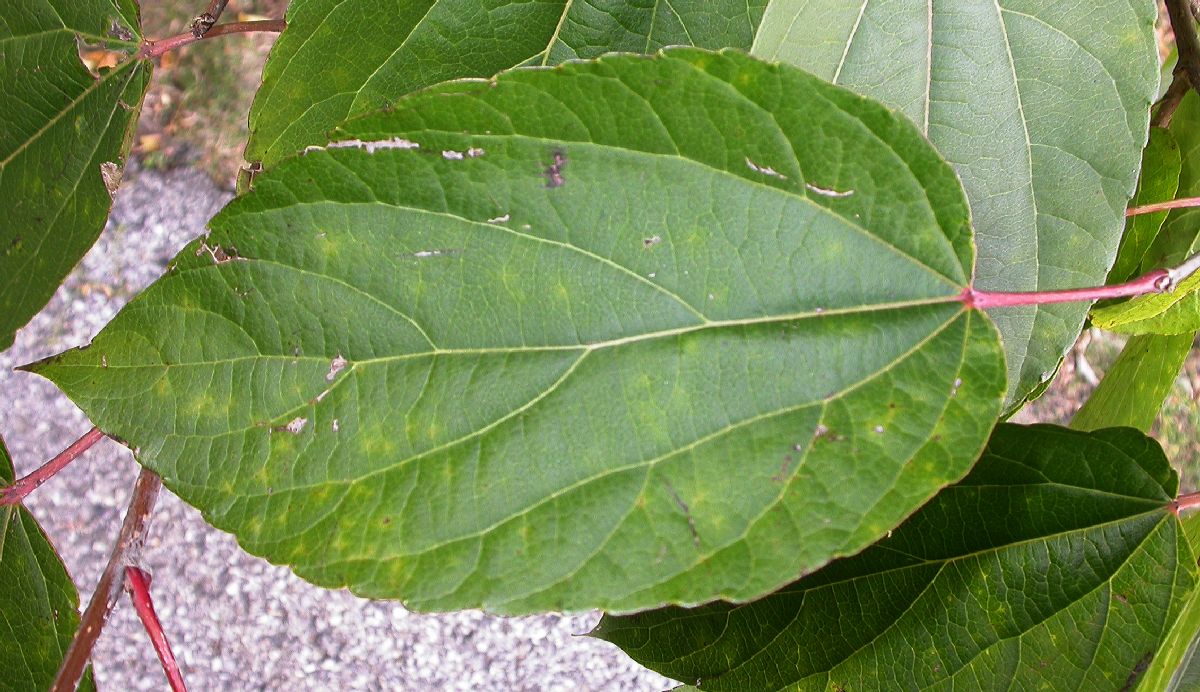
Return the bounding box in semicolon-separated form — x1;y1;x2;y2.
596;424;1195;691
245;0;767;168
0;0;151;350
32;50;1006;613
1071;333;1194;433
1092;92;1200;337
750;0;1159;406
1143;92;1200;271
0;435;94;692
1140;513;1200;692
1110;128;1181;283
1092;271;1200;335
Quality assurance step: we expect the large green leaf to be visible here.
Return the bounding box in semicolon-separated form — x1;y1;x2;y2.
1140;513;1200;691
1070;333;1194;433
244;0;767;168
1110;127;1181;284
750;0;1159;406
0;435;94;691
595;424;1196;691
0;0;151;350
32;50;1006;613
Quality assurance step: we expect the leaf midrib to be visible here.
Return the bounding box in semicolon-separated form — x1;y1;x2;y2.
73;292;964;373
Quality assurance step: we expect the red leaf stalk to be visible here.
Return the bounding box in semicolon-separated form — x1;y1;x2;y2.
0;427;105;506
137;19;286;60
126;566;188;692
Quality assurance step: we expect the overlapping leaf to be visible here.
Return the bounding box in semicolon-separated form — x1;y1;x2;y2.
1092;91;1200;336
1140;513;1200;691
244;0;767;168
596;425;1195;691
750;0;1159;406
1071;333;1193;433
0;435;93;691
32;50;1006;613
1;0;151;349
1091;272;1200;334
1110;128;1181;284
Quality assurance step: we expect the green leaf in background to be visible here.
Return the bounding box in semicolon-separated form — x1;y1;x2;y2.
1139;512;1200;692
1092;271;1200;335
595;424;1196;691
750;0;1159;407
0;435;94;692
31;50;1006;613
0;0;151;350
244;0;767;168
1091;92;1200;337
1143;92;1200;271
1071;333;1194;433
1110;128;1182;284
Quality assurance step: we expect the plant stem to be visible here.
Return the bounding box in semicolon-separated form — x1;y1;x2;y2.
1152;71;1190;128
1126;195;1200;217
191;0;231;37
0;427;105;506
963;250;1200;309
137;19;286;60
1166;0;1200;97
126;566;188;691
52;468;163;692
1173;491;1200;515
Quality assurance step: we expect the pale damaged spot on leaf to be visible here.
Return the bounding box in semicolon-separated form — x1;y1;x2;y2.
487;214;511;224
195;241;244;264
100;162;121;197
108;19;136;43
643;235;662;249
275;417;308;434
75;36;127;78
326;355;349;382
442;147;485;160
805;183;854;198
745;157;787;180
309;138;421;155
405;249;461;260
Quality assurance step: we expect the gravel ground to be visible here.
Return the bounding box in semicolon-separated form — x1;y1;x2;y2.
0;164;676;691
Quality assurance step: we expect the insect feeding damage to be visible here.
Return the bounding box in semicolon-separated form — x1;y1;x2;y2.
274;417;308;435
195;240;244;264
745;157;787;180
308;138;421;155
326;355;349;382
442;147;485;160
100;162;122;197
544;150;567;188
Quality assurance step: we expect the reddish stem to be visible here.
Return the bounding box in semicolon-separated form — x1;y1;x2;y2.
126;566;188;692
52;468;162;692
137;19;286;59
1126;196;1200;217
962;269;1172;310
0;427;105;506
1173;491;1200;515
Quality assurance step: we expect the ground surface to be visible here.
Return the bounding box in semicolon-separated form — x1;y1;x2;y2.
0;164;675;691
